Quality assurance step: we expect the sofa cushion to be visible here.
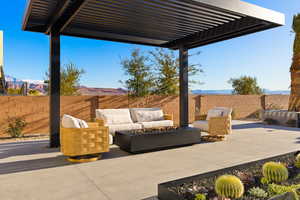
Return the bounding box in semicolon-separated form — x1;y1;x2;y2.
130;108;164;122
108;123;143;136
139;120;173;129
96;109;133;125
61;114;89;128
193;120;209;132
206;109;224;121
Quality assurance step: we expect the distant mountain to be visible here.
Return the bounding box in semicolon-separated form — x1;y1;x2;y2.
192;89;290;95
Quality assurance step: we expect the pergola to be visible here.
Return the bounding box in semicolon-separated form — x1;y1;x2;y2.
22;0;284;148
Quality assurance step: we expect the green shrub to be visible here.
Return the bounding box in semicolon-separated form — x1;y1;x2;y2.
248;187;268;198
6;117;27;138
268;183;300;197
215;175;244;198
295;154;300;168
194;193;206;200
262;162;289;183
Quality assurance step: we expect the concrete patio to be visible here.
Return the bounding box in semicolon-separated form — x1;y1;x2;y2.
0;120;299;200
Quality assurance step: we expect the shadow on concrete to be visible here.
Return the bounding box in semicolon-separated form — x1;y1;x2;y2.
0;155;72;175
0;141;132;175
0;140;57;159
232;122;300;132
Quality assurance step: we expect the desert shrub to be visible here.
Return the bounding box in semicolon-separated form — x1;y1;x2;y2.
248;187;268;198
265;103;283;110
194;193;206;200
231;110;236;120
215;175;244;198
264;118;279;125
262;162;289;183
6;117;27;138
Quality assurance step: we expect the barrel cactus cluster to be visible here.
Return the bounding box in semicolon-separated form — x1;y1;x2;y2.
295;153;300;168
262;162;289;183
215;175;244;198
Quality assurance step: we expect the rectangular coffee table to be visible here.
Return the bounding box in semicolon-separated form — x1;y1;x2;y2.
115;127;201;153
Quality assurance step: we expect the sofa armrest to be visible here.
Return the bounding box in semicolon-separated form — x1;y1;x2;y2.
164;114;173;121
208;116;232;136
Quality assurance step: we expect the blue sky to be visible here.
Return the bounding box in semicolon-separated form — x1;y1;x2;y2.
0;0;299;90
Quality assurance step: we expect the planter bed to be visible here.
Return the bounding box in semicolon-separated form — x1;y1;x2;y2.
158;151;300;200
115;127;201;153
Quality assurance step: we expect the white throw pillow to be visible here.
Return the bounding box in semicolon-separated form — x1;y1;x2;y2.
206;109;224;120
133;109;164;122
62;114;89;128
95;109;133;125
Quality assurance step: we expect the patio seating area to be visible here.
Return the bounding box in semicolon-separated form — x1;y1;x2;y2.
1;120;299;200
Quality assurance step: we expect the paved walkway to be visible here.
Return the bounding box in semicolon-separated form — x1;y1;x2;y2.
0;121;299;200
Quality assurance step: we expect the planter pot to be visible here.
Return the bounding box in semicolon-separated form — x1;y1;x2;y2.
158;151;299;200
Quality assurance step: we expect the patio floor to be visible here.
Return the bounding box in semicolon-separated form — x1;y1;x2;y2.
0;120;299;200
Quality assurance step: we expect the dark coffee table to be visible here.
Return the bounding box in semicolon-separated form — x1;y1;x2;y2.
115;127;201;153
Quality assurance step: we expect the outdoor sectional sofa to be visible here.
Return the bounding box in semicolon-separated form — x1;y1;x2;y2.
96;108;174;144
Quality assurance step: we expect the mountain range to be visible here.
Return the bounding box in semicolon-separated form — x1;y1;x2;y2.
5;75;290;95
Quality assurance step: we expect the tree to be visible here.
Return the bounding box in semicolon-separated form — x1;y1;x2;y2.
228;76;263;95
120;49;154;97
28;89;41;96
289;14;300;111
150;48;203;95
45;62;85;96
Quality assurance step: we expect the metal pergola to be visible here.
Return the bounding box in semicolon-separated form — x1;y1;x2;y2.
22;0;284;148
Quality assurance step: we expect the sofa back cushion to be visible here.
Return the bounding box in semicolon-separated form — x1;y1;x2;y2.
62;114;89;128
130;108;164;122
96;109;133;125
214;107;233;117
206;109;224;120
206;107;233;120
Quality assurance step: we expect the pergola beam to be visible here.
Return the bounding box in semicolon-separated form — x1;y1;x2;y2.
45;0;87;34
179;46;189;128
49;32;61;148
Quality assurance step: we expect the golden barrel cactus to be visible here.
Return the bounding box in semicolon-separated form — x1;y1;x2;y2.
295;153;300;168
215;175;244;198
262;162;289;183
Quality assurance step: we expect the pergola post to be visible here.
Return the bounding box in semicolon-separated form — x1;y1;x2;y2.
179;45;189;128
49;32;61;148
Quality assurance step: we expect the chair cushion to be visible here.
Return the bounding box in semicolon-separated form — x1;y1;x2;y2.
109;134;113;145
206;109;224;120
214;107;233;117
139;120;173;129
61;114;89;128
130;108;164;122
96;109;133;125
108;123;142;136
193;120;209;132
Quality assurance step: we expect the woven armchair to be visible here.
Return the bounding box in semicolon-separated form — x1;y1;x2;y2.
208;116;232;136
60;122;109;161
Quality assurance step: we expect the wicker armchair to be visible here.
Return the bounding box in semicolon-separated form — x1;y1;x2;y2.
208;116;232;135
193;107;232;136
60;122;109;162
